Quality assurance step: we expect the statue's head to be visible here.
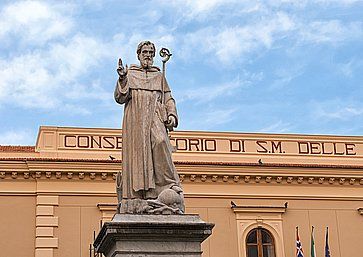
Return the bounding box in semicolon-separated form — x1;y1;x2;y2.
137;40;156;69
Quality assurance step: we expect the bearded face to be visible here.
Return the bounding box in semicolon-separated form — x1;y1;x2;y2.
138;44;154;69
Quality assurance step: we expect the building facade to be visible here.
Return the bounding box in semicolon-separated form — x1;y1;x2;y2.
1;126;363;257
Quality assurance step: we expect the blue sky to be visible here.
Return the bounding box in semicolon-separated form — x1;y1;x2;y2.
0;0;363;145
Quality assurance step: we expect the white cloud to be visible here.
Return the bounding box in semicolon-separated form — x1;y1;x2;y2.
177;78;242;104
63;104;92;115
337;59;363;78
169;0;236;17
339;61;354;78
0;130;34;145
0;0;181;113
299;20;363;44
1;0;362;138
267;0;361;8
0;52;57;108
185;0;227;13
269;64;305;89
204;107;239;126
48;34;109;81
179;105;240;130
315;0;362;5
0;33;111;109
0;1;73;44
180;12;295;64
313;100;363;120
168;0;265;20
171;1;362;66
177;72;262;105
258;120;292;133
0;25;178;112
308;100;363;135
319;106;363;120
0;1;99;109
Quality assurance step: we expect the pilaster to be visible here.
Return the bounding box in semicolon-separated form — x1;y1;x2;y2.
35;195;59;257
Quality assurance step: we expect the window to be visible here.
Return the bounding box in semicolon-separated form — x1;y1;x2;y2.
246;228;275;257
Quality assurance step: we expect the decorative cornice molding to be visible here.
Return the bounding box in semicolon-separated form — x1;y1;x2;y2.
0;171;362;187
0;171;118;181
1;158;363;169
178;174;363;186
176;161;363;170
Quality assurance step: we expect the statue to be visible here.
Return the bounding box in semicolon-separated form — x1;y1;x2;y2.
114;41;184;214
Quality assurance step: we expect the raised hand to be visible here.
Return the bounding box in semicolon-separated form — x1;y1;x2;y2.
117;58;128;78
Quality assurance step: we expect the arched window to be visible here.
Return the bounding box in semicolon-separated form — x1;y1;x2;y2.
246;228;276;257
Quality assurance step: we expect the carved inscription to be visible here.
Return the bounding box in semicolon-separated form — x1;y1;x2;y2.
170;138;216;151
60;134;360;156
256;141;284;153
297;142;356;155
229;140;245;152
63;135;122;149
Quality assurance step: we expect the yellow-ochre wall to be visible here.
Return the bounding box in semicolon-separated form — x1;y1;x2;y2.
1;126;363;257
0;195;36;257
0;193;362;257
0;178;363;257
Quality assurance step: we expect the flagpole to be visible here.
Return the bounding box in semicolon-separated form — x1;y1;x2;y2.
325;227;331;257
296;226;304;257
311;226;316;257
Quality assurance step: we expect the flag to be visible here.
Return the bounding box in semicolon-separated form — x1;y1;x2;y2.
296;227;304;257
325;227;331;257
310;226;316;257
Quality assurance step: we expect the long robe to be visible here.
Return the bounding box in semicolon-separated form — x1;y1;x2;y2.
114;64;180;200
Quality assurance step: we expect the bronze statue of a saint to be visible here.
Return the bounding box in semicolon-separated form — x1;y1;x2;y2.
114;41;184;214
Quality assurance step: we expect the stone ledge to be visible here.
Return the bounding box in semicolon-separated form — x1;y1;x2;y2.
112;213;208;224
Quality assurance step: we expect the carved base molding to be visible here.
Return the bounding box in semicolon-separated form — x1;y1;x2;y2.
94;214;214;257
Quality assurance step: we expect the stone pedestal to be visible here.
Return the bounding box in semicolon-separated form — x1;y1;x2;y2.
94;214;214;257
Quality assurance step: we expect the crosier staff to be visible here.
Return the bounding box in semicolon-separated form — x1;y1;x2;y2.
159;47;173;131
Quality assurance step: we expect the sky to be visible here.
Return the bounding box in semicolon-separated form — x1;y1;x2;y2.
0;0;363;145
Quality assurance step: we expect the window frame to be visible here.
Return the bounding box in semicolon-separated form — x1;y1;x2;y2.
246;228;276;257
